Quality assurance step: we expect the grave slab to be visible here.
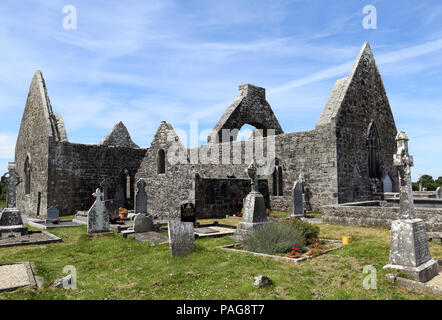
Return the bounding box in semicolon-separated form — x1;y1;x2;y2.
0;262;37;292
128;231;169;246
0;231;62;248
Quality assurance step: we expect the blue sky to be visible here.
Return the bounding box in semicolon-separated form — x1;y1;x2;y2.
0;0;442;181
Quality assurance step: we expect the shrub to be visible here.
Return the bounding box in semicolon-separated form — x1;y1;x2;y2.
283;218;320;244
243;222;306;255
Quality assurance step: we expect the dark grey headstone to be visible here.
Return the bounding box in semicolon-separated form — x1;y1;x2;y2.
133;214;153;233
46;207;59;222
134;179;147;214
180;202;196;223
292;181;303;216
168;221;195;257
0;208;23;226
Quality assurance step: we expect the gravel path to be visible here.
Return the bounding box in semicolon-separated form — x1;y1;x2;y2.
0;263;30;291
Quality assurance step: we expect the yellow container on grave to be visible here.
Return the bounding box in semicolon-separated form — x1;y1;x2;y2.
342;236;351;245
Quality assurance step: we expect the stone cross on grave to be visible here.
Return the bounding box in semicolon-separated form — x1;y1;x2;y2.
247;159;259;192
93;188;103;202
1;162;22;208
393;131;415;220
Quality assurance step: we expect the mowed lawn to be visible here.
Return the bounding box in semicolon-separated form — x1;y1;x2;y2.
0;216;441;300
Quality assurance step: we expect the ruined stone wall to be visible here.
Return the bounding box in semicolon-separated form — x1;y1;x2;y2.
194;177;270;218
47;140;146;217
136;121;338;219
321;202;442;232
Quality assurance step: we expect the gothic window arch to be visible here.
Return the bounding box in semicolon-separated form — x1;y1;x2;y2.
367;122;382;179
272;159;283;196
24;156;31;195
157;149;166;174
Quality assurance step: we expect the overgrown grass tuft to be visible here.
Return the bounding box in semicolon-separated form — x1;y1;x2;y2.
243;222;306;255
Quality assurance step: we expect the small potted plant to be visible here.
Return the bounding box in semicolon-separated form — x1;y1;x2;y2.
119;207;128;219
286;247;302;259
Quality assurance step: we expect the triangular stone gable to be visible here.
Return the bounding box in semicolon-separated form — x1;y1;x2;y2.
316;42;395;130
150;121;184;149
17;70;68;144
100;121;139;148
208;84;283;143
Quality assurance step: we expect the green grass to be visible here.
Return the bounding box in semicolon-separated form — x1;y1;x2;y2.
0;220;441;300
0;200;5;208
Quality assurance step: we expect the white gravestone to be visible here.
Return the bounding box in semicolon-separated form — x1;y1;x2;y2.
168;220;195;257
87;189;110;234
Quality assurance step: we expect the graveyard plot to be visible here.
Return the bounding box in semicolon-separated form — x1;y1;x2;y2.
0;221;441;299
217;239;343;265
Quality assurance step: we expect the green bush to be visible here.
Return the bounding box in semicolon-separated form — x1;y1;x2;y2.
243;222;306;255
283;218;320;244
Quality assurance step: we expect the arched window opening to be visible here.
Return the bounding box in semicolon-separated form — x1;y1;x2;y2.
368;123;382;179
272;159;283;196
24;156;31;195
157;149;166;174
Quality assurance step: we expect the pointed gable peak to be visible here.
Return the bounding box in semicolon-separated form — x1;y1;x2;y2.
100;121;139;148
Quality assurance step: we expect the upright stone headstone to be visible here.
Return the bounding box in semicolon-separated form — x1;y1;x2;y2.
436;187;442;199
233;159;269;242
291;180;304;217
46;207;59;223
87;188;110;234
1;162;21;209
133;213;153;233
180;202;196;223
418;175;423;192
134;179;147;214
0;163;27;237
168;220;195;257
115;184;125;204
383;132;439;282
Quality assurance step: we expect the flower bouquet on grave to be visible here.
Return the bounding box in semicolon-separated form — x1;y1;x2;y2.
286;247;302;259
119;207;128;219
52;218;59;225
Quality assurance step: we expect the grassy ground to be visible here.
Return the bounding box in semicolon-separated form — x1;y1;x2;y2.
0;200;5;208
0;217;441;300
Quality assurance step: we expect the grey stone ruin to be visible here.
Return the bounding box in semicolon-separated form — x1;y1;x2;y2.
46;207;59;223
168;220;195;257
134;178;147;215
436;186;442;199
87;188;110;234
383;132;439;282
233;159;269;242
291;174;305;218
0;163;27;237
133;213;154;233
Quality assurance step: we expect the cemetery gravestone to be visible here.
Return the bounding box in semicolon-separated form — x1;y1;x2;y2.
87;189;110;234
233;159;269;242
168;220;195;257
46;207;59;223
291;180;304;217
134;179;147;214
180;202;196;223
133;213;153;233
383;132;439;282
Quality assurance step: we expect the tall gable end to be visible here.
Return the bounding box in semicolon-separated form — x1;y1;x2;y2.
208;84;283;143
100;121;139;148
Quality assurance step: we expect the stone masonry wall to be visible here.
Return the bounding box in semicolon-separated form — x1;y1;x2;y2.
322;203;442;232
47;140;146;217
136;120;338;219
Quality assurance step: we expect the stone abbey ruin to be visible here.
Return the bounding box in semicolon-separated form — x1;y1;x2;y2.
14;42;400;220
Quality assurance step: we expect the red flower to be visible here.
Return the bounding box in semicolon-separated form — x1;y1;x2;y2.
292;247;298;250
